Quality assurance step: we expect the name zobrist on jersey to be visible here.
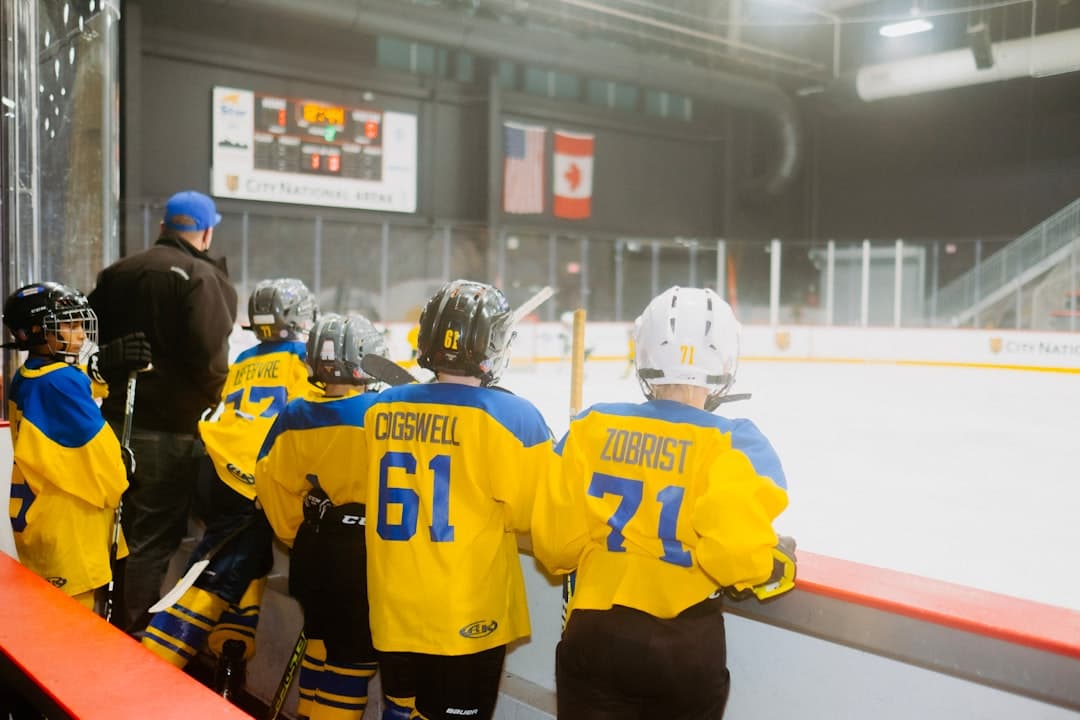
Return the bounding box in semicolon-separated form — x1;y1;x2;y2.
600;428;693;474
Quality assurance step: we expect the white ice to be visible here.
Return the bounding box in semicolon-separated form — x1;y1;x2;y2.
501;360;1080;611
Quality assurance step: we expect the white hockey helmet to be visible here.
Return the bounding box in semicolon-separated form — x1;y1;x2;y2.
633;286;740;410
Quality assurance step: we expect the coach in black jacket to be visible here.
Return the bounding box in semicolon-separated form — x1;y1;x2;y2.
90;190;238;633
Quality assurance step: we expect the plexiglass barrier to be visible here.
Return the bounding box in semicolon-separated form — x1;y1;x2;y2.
128;201;1080;330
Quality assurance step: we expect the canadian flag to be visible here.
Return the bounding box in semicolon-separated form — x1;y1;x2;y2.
552;130;594;220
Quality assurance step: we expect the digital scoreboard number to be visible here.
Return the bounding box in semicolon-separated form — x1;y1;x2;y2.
300;102;345;129
252;94;383;180
212;86;417;212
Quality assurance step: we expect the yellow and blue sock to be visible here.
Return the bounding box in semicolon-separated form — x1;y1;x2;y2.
140;586;229;668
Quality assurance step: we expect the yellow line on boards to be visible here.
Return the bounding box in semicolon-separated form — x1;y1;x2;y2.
399;355;1080;374
739;356;1080;374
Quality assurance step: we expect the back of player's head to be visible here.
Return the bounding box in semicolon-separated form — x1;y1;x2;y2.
2;281;98;364
306;312;387;386
416;279;515;386
248;278;317;342
634;286;740;411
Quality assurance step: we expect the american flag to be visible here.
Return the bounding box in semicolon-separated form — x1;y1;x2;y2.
503;123;545;214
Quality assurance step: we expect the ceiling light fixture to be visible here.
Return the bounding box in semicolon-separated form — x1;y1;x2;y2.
879;18;934;37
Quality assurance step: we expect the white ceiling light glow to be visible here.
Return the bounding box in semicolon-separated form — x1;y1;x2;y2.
879;18;934;37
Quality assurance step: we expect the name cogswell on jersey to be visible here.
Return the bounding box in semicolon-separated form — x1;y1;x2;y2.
600;428;693;473
373;410;462;446
231;358;281;386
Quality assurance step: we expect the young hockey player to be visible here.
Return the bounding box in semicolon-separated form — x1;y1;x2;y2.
255;313;390;720
532;286;795;720
362;279;555;720
3;282;150;611
141;278;316;673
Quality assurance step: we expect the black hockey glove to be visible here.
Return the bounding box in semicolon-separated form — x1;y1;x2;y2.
120;445;137;477
725;535;797;602
302;486;333;523
88;331;152;383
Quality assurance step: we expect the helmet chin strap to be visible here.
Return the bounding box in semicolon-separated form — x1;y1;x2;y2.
704;392;753;412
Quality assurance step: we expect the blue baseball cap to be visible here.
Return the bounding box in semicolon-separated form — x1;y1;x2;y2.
163;191;222;231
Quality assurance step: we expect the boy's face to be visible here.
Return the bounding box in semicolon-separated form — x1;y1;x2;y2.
46;320;86;359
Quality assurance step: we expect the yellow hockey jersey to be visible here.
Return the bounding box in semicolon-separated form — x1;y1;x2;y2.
362;383;554;656
199;340;311;500
255;389;379;548
532;399;788;621
8;357;128;597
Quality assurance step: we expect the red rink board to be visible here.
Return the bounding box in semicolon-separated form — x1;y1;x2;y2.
0;553;250;719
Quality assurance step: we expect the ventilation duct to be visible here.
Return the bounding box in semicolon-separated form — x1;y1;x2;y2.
856;27;1080;102
219;0;801;194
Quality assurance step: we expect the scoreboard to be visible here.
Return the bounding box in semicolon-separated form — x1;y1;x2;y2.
211;87;417;212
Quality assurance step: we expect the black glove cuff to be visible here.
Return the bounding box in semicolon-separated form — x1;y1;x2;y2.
87;352;105;385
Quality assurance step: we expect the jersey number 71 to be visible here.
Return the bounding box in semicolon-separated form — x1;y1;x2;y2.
589;471;692;567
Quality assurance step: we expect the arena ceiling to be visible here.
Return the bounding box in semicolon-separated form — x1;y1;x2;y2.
430;0;1080;93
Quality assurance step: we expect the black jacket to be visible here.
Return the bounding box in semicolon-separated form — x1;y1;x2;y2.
89;234;238;434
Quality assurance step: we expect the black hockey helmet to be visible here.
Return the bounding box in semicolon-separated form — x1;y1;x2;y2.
306;313;388;386
416;279;515;386
2;281;98;363
248;278;317;341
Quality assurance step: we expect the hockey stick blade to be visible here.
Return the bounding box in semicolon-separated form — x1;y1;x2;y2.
149;559;210;613
360;354;418;387
512;285;555;324
104;371;138;623
147;515;255;614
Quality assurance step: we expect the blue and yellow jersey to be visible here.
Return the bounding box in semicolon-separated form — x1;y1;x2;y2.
199;340;311;500
532;399;788;621
362;383;554;655
254;389;380;547
7;356;128;597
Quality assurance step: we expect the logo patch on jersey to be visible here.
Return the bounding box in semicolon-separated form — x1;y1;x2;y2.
46;576;67;588
459;619;498;639
226;462;256;485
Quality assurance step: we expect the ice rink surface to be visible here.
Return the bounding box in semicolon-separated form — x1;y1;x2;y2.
501;359;1080;611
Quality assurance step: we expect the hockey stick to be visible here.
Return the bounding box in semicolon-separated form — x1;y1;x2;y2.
561;309;587;627
104;370;138;624
265;630;307;720
511;285;555;324
148;516;256;613
569;308;586;418
360;354;418;387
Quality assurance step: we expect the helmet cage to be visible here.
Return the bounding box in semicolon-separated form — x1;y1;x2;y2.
3;282;98;364
248;278;317;341
416;280;515;386
633;286;740;410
